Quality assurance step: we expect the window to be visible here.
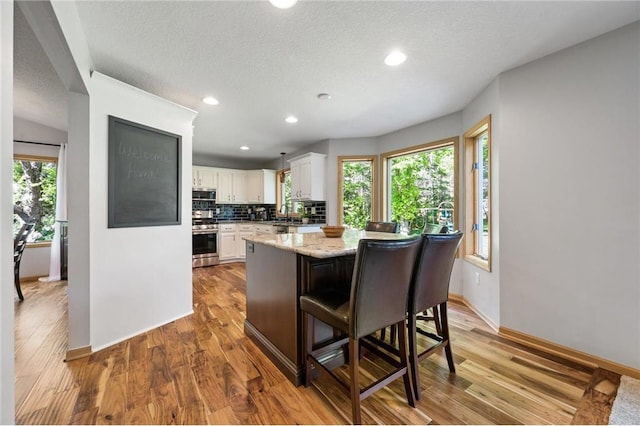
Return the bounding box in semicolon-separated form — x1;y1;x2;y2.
464;115;491;271
13;155;58;244
275;168;299;218
338;156;377;229
381;138;458;235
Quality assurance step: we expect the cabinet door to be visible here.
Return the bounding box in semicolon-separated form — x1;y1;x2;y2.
219;232;236;260
290;161;302;200
199;167;217;189
192;166;202;188
298;158;312;199
245;171;262;203
217;170;233;203
238;231;253;258
232;171;246;203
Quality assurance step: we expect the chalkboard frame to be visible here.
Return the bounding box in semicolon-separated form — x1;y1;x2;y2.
108;115;182;228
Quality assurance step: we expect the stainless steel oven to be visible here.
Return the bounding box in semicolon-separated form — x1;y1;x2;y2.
192;226;219;267
192;211;219;268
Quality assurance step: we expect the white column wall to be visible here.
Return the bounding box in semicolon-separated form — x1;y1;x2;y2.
88;72;196;351
0;1;14;422
461;79;501;328
499;22;640;367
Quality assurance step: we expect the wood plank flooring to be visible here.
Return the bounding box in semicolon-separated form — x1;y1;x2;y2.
15;263;618;424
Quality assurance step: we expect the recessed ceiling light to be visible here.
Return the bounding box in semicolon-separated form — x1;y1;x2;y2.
384;50;407;66
317;93;331;100
202;96;219;105
269;0;298;9
240;146;250;151
285;116;298;124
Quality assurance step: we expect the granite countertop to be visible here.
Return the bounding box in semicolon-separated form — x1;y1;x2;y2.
244;229;413;259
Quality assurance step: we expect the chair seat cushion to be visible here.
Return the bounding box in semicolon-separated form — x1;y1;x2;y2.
300;290;350;332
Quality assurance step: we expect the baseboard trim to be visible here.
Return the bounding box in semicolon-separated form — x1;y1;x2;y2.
19;275;47;283
499;327;640;380
448;293;499;332
449;293;640;380
65;346;92;361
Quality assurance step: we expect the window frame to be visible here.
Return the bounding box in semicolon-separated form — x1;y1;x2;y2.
337;155;379;227
275;168;299;219
463;115;492;271
13;153;58;246
380;137;459;233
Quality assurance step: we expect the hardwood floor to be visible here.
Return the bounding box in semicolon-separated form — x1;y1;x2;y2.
15;264;618;424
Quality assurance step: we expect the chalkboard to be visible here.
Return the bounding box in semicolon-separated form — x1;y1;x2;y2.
108;115;181;228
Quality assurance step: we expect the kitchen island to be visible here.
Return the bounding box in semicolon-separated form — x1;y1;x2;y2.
243;230;411;385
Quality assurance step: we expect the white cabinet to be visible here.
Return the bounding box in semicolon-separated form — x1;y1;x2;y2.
192;166;217;189
237;223;254;259
219;223;255;261
246;170;276;204
217;169;246;203
288;153;326;201
219;224;237;260
232;171;246;203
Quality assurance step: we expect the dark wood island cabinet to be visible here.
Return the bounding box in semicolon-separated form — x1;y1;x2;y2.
243;231;407;385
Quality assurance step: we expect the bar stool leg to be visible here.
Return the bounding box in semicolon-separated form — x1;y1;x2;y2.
349;337;362;424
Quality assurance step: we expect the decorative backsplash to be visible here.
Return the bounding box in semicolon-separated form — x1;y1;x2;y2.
191;201;327;224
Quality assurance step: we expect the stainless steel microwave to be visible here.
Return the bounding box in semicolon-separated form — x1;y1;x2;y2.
192;189;216;201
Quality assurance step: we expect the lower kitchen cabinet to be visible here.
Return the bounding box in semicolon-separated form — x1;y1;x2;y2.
237;224;255;259
219;223;255;261
219;223;237;261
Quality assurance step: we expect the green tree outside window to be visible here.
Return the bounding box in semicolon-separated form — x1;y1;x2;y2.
13;158;57;242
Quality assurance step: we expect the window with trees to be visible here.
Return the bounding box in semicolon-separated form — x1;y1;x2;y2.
464;115;491;271
338;156;377;229
13;155;58;244
276;169;299;218
382;138;457;234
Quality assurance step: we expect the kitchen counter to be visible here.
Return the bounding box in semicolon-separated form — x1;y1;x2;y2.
244;229;409;258
243;229;414;385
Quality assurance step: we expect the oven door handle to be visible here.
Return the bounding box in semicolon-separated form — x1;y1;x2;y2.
192;230;219;235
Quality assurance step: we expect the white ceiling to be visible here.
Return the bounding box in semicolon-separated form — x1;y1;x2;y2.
14;1;640;163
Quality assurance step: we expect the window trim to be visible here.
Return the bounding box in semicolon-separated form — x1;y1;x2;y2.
380;136;459;231
337;155;379;226
275;168;299;218
13;154;59;244
463;115;492;271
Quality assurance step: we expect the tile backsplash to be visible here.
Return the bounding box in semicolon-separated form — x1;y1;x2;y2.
192;201;327;224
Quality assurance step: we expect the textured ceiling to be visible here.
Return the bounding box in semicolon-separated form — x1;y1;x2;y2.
14;5;68;132
14;1;640;162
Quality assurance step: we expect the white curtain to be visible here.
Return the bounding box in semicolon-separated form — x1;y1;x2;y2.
42;144;67;281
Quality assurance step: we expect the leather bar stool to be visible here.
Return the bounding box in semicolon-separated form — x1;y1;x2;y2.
407;232;463;399
300;236;422;424
364;221;399;233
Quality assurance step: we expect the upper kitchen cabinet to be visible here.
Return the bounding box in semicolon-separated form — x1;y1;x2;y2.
218;169;246;203
192;166;217;189
289;153;326;201
246;170;276;204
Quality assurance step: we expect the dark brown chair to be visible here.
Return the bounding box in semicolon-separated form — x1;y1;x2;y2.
365;221;399;233
424;224;448;234
14;222;35;301
407;231;463;399
300;236;422;424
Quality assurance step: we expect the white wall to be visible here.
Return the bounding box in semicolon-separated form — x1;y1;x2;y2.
0;1;14;422
14;116;66;147
499;22;640;367
461;79;501;328
89;72;197;351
